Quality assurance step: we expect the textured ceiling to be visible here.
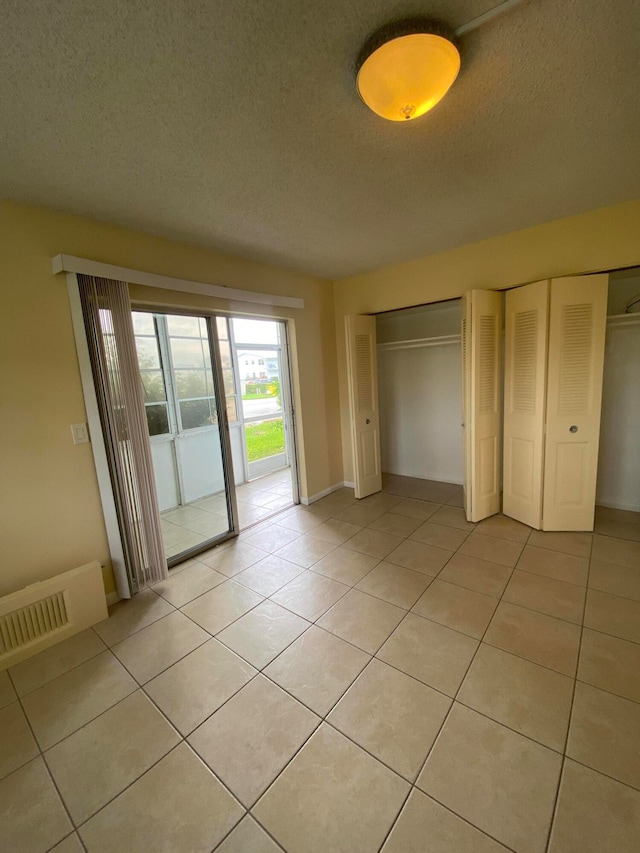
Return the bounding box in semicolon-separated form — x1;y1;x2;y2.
1;0;640;278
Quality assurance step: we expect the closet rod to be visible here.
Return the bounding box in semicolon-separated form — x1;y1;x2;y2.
378;334;461;352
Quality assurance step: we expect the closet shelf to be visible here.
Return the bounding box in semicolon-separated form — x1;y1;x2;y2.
607;313;640;327
377;334;461;351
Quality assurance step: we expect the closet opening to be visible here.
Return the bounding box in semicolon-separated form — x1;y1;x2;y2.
595;268;640;538
375;299;464;505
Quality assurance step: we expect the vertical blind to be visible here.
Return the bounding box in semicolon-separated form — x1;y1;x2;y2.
78;274;167;592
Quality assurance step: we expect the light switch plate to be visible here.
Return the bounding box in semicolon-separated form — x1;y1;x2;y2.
71;423;90;445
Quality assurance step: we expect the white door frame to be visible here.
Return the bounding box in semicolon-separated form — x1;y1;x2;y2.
228;316;300;500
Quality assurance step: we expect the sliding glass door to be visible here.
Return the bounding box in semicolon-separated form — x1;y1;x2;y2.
132;310;237;565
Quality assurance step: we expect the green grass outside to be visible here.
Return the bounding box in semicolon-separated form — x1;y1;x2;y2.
245;419;285;462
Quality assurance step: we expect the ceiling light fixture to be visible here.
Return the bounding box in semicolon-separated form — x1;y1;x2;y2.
355;17;460;122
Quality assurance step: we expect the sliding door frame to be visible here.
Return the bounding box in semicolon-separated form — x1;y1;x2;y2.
130;303;240;567
226;313;301;504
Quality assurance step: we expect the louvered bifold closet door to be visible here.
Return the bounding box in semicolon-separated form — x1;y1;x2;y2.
503;280;550;528
462;290;503;522
345;315;382;498
542;275;608;530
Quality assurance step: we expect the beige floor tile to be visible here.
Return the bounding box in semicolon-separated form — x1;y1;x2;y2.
234;553;304;596
0;758;72;853
328;659;451;781
391;498;441;521
429;505;476;531
527;530;592;557
589;558;640;602
238;502;274;527
94;590;175;646
592;534;640;569
270;571;349;621
584;589;640;643
338;502;388;526
458;644;574;752
45;690;180;824
410;520;470;550
377;613;478;696
49;833;85;853
411;484;456;503
189;675;319;806
22;651;137;749
276;506;328;533
0;701;38;780
243;523;301;553
548;759;640;853
412;580;498;639
594;516;640;544
180;580;263;634
0;671;16;709
9;629;107;697
458;532;524;567
264;625;370;715
344;528;404;559
111;611;209;683
317;589;405;653
311;546;379;586
380;478;413;498
144;639;256;735
475;514;532;543
311;518;362;544
368;512;423;538
382;788;510;853
253;723;409;853
485;601;581;676
418;704;562;853
152;562;226;607
275;534;337;568
201;540;269;576
356;561;432;609
217;600;310;668
517;545;589;586
386;539;452;575
567;682;640;789
438;553;513;597
216;816;282;853
503;570;586;624
79;744;243;853
312;489;357;514
357;492;405;513
446;490;465;507
578;628;640;703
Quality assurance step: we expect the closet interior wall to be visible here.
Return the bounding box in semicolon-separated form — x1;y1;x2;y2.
376;300;463;485
596;272;640;512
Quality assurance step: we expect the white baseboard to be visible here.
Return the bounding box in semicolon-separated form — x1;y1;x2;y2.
383;471;463;486
105;591;120;606
301;482;352;505
597;499;640;513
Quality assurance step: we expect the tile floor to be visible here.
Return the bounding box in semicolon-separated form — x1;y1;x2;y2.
160;467;295;557
2;476;640;852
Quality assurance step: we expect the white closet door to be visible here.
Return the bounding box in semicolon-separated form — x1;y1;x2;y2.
462;290;503;522
503;280;550;528
542;275;608;530
345;315;382;499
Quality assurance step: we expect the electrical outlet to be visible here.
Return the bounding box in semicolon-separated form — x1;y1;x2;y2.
71;423;90;445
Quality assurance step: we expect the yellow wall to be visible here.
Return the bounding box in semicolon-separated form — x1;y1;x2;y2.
333;199;640;482
0;201;342;597
4;196;640;598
